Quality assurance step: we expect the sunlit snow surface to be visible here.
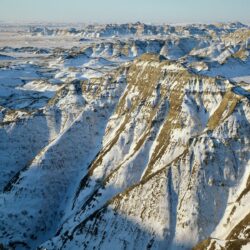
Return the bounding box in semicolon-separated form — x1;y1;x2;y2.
0;22;250;250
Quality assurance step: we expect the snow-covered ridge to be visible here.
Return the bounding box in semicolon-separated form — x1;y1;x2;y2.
26;22;248;38
37;54;250;250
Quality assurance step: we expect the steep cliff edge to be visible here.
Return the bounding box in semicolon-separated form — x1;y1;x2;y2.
32;54;250;250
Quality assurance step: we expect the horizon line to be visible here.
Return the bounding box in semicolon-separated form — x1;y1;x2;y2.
0;20;249;26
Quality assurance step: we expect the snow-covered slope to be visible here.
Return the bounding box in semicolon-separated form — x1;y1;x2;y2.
37;54;250;250
0;22;250;250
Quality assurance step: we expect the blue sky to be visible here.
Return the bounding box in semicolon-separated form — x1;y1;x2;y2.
1;0;249;23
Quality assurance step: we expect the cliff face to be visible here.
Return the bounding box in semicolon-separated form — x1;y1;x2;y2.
35;55;249;250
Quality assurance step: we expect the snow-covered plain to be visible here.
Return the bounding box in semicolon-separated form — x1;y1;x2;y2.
0;22;250;250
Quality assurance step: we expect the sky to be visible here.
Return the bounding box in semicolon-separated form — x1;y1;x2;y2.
0;0;250;24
